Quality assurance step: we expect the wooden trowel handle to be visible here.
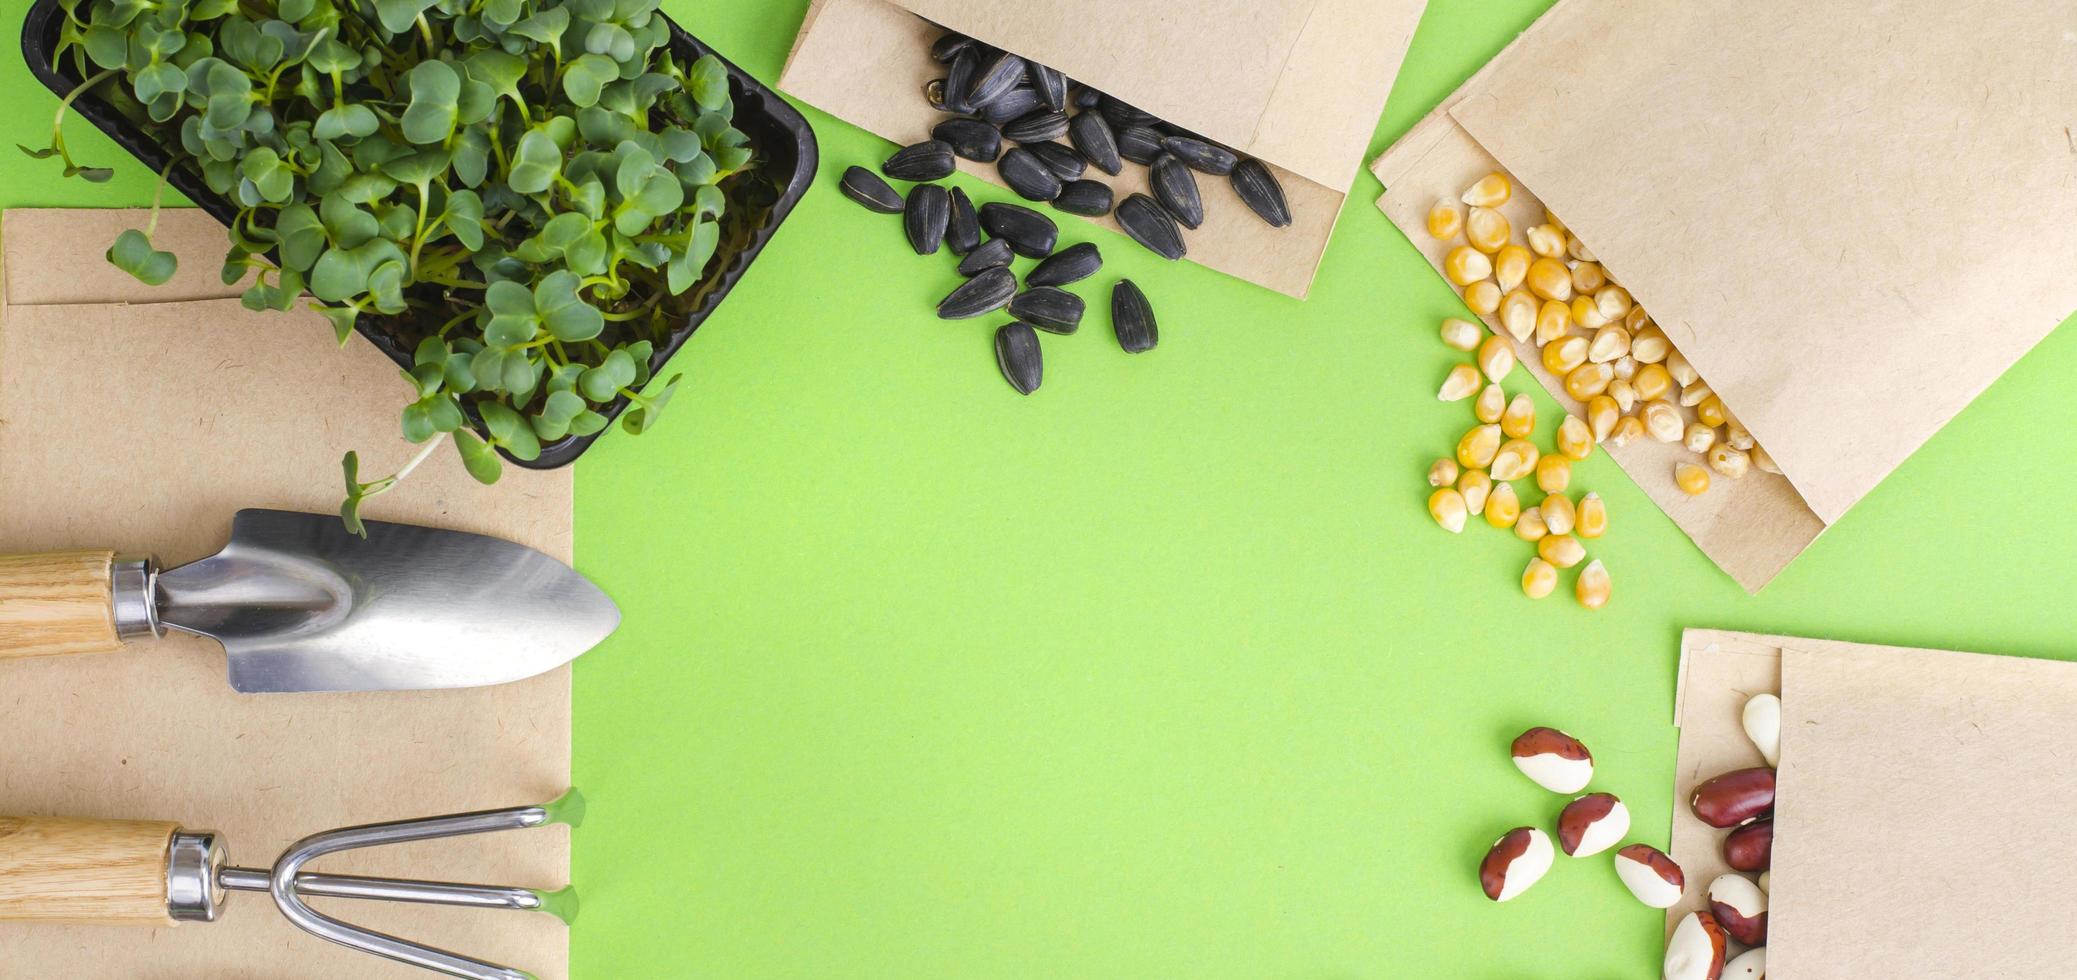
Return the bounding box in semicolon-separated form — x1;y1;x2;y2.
0;816;180;924
0;550;125;659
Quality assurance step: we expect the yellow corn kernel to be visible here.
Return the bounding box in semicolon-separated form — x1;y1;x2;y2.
1624;305;1651;333
1491;438;1541;482
1475;383;1506;424
1695;395;1727;428
1570;294;1609;330
1463;279;1502;315
1427;457;1460;488
1629;325;1670;364
1593;285;1632;322
1536;454;1572;494
1515;505;1549;542
1502;393;1537;439
1439;363;1482;401
1575;559;1611;609
1752;443;1781;474
1526;257;1573;302
1457;423;1502;469
1667;350;1698;387
1429;487;1467;533
1444;245;1493;287
1576;492;1608;538
1538;532;1586;569
1724;419;1755;451
1522;557;1558;599
1563;362;1614;401
1477;335;1515;384
1461;172;1511;208
1571;261;1607;294
1633;363;1673;401
1607;380;1638;414
1707;445;1751;479
1466;207;1510;254
1541;493;1577;535
1526;223;1567;258
1441;317;1483;352
1458;468;1492;516
1566;234;1595;262
1586;395;1619;442
1427;198;1463;240
1534;300;1573;346
1587;325;1631;364
1557;413;1594;460
1609;355;1637;382
1492;244;1532;294
1608;415;1645;447
1543;210;1567;236
1683;423;1716;455
1675;461;1711;496
1678;383;1712;412
1643;399;1684;443
1485;481;1521;529
1498;289;1539;343
1542;335;1588;375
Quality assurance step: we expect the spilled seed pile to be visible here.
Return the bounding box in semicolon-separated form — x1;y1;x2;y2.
908;28;1292;261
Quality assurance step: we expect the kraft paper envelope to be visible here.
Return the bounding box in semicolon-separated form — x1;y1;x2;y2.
0;208;571;978
1674;629;2077;976
1372;0;2077;591
781;0;1428;298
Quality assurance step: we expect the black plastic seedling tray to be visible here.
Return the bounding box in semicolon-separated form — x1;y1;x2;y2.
22;0;816;469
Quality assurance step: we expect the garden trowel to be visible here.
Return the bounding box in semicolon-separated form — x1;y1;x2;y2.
0;508;617;692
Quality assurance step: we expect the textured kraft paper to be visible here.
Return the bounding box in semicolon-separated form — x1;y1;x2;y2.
1372;0;2077;591
1673;629;2077;976
779;0;1427;298
0;208;571;979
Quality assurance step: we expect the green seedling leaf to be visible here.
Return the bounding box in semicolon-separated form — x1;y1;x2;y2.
239;146;294;202
443;188;484;249
274;203;326;270
561;53;617;107
533;269;603;342
401;59;460;144
567;409;609;437
689;55;728;111
578;347;636;402
452;124;490;187
454;429;503;484
530;388;586;440
309;238;403;302
106;229;177;285
373;0;439;34
620;373;680;435
314;103;378;140
133;62;187;104
306;36;361;73
483;278;539;348
316;303;358;344
414;336;450;369
83;24;128;67
319;192;380;248
508;6;568;47
279;0;316;22
478;401;541;460
367;259;406;313
667;218;718;294
202;60;252;129
508;128;562;194
339;450;373;536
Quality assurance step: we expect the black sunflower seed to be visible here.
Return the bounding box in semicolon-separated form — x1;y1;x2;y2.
1023;141;1086;181
1231;158;1291;228
903;184;950;255
1051;179;1113;217
979;202;1059;258
1072;85;1101;109
945;186;980;255
967;51;1027;109
938;267;1017;319
942;48;978;114
932;118;1001;163
1067;111;1122;175
840;166;903;214
1116;126;1164;166
1028;62;1068;112
1001;110;1070;144
1160;135;1238;176
925;78;950;112
997;147;1062;202
930;32;973;63
1151;154;1204;229
995;321;1043;395
1099;94;1158;130
884;140;956;181
1025;242;1101;288
978;87;1044;127
1010;286;1084;334
956;237;1014;276
1111;278;1158;353
1115;193;1185;260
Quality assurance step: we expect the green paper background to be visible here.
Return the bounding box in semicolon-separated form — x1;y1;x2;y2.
8;0;2076;975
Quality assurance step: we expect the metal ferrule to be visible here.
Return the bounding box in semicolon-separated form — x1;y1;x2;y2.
166;829;227;922
109;555;161;641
